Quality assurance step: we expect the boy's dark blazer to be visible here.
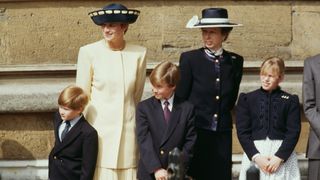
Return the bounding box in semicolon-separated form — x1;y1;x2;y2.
136;95;196;180
49;112;98;180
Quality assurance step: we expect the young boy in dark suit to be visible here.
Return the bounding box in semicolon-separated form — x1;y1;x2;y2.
136;61;197;180
49;85;98;180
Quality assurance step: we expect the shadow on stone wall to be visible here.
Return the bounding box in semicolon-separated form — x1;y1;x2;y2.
0;112;54;159
1;139;35;160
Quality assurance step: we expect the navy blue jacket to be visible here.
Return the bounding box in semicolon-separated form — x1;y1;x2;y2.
136;96;196;180
236;87;301;161
49;112;98;180
176;48;243;131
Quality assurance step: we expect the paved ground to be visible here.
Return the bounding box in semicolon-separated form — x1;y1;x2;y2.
232;175;307;180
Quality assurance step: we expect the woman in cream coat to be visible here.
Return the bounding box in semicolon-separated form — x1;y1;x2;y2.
76;3;146;179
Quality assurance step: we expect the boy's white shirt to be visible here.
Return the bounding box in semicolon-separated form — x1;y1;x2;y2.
160;94;174;111
58;115;82;141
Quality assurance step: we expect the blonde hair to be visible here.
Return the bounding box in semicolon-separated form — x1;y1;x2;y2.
149;61;180;87
58;85;88;110
260;57;285;78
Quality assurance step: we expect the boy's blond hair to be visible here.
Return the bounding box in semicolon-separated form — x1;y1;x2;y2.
149;61;180;87
260;57;285;78
58;85;88;110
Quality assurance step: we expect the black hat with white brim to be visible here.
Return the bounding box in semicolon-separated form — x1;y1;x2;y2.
186;8;242;28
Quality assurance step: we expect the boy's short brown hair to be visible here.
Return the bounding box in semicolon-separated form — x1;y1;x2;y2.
149;61;180;87
260;57;285;78
58;85;89;110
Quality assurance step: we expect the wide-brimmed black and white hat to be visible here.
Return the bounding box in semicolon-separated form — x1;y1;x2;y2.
89;3;140;26
186;8;242;28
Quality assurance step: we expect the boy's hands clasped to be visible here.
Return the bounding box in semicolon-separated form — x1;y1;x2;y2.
254;155;283;174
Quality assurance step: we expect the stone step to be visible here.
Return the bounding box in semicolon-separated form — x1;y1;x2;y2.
0;154;308;180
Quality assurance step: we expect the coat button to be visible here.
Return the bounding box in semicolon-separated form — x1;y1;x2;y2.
160;150;164;155
215;59;219;63
216;96;220;100
216;78;220;82
54;156;57;160
214;114;218;118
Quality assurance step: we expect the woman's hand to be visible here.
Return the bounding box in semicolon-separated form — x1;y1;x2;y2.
267;155;283;173
154;168;168;180
254;155;270;174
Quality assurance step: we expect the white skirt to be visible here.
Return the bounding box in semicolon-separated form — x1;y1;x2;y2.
93;167;136;180
239;138;300;180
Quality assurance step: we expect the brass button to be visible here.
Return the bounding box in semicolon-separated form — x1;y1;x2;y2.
160;150;164;155
54;156;57;160
216;96;220;100
214;114;218;118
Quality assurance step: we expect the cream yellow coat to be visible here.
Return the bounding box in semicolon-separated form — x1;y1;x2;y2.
76;39;146;169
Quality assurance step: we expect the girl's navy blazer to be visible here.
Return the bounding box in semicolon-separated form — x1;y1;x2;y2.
236;87;301;161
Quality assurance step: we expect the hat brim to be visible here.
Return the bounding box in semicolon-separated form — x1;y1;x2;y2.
90;14;138;25
89;9;140;25
186;15;242;28
189;23;243;28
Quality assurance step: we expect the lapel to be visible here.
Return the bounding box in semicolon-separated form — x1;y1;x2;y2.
314;59;320;89
53;116;84;154
160;96;182;146
54;114;63;145
222;49;232;64
200;48;213;64
53;112;63;146
316;59;320;76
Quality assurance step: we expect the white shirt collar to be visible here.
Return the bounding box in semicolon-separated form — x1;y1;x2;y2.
160;94;174;111
59;115;82;141
205;47;223;56
65;114;82;127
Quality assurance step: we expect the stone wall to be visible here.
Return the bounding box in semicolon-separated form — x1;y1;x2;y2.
0;113;53;160
1;1;320;65
0;0;319;163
